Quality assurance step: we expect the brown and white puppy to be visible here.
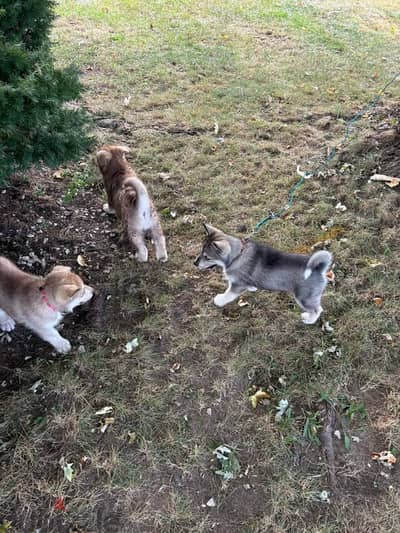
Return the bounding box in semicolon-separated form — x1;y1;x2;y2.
96;145;168;262
0;257;94;353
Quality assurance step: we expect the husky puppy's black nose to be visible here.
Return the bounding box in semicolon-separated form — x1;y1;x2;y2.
194;256;200;266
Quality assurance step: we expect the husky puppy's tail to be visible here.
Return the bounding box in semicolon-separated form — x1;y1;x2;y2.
304;250;332;279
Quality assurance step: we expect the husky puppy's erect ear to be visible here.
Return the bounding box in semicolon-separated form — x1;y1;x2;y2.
203;223;223;236
212;239;231;256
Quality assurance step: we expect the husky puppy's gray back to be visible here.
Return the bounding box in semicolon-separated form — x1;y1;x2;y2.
228;239;311;292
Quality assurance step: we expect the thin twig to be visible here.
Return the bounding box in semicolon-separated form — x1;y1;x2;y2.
320;401;337;492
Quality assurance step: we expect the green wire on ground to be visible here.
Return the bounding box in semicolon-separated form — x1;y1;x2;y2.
251;70;400;236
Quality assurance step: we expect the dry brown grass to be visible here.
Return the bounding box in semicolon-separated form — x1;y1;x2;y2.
1;1;400;531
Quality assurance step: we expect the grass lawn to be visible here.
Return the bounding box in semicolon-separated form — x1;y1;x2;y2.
1;0;400;531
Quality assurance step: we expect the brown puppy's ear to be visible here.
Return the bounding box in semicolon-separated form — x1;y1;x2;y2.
212;239;231;256
54;284;80;303
203;223;222;236
116;145;130;154
96;149;112;168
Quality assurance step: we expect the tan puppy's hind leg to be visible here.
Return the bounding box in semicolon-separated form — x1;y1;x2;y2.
152;225;168;262
129;232;148;262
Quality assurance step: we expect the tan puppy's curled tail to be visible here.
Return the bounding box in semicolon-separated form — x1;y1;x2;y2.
123;186;137;205
121;178;138;206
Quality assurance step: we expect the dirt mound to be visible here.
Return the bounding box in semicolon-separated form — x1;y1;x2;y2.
0;170;121;388
339;104;400;177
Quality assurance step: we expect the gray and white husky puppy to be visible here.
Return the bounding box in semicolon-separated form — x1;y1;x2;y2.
194;224;332;324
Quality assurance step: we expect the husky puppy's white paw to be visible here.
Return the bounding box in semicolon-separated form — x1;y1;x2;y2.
214;294;227;307
301;307;323;325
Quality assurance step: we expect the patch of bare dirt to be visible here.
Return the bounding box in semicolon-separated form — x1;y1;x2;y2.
0;168;130;390
338;104;400;177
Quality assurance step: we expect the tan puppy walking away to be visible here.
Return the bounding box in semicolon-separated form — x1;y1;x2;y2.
96;145;168;262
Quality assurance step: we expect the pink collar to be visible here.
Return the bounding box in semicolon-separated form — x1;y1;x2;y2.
39;288;58;312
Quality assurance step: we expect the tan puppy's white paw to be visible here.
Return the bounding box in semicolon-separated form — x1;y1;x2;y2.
0;316;16;332
54;337;72;354
135;250;149;262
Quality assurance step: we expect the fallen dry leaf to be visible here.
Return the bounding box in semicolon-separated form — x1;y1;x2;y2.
275;399;289;421
100;417;115;433
170;362;181;373
53;170;64;180
77;254;88;267
124;337;139;353
296;165;313;180
127;431;137;444
95;406;113;416
62;462;74;482
158;172;171;181
367;259;384;268
250;389;271;409
371;450;396;467
326;270;335;282
322;321;334;333
206;497;216;507
370;174;400;188
53;496;66;512
335;202;347;212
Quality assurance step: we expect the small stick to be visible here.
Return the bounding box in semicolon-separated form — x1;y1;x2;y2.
320;401;337;492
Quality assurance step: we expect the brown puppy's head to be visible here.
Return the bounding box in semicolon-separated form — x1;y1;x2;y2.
96;145;130;176
43;266;94;312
